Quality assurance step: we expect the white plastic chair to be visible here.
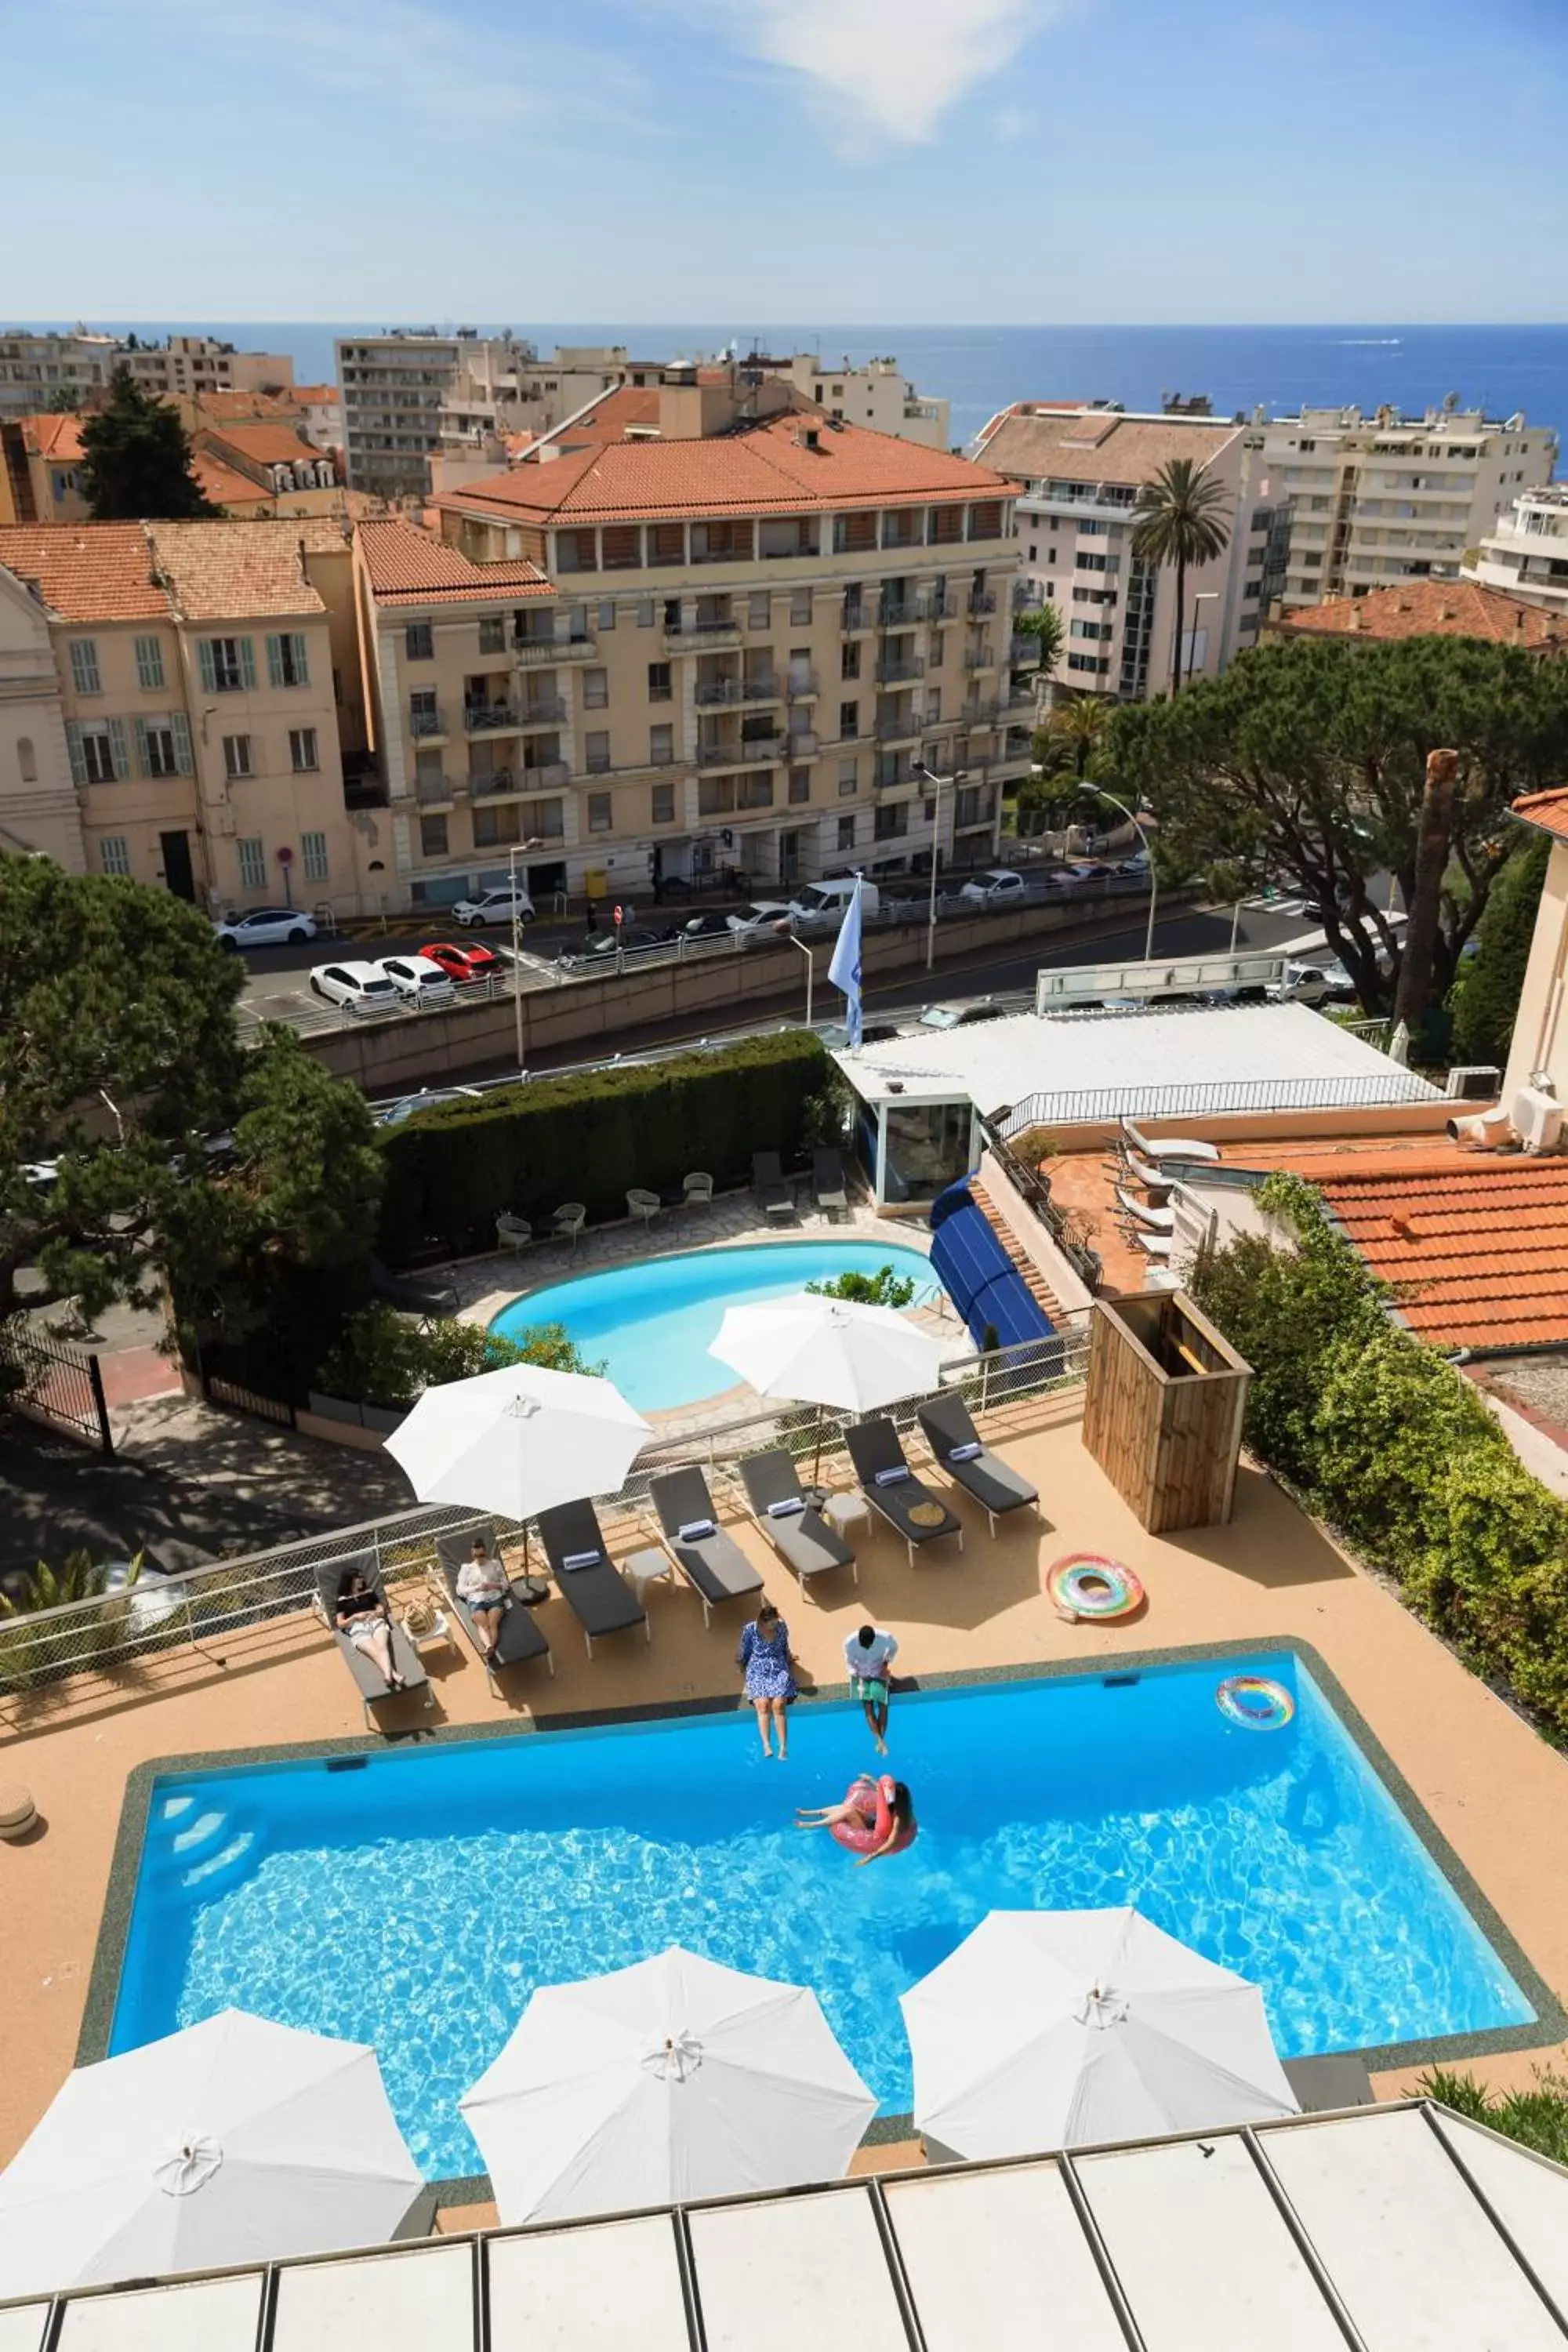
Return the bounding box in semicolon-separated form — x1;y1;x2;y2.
682;1171;715;1212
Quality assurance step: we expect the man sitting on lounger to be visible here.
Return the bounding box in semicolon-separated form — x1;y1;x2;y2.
456;1538;510;1657
844;1623;899;1755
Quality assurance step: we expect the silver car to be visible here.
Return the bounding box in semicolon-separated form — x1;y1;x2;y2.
213;906;318;951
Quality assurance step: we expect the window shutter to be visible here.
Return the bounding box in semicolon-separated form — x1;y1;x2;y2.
266;633;283;688
64;720;87;788
290;633;309;686
133;717;151;776
107;718;129;780
197;639;216;693
170;711;193;774
239;637;257;690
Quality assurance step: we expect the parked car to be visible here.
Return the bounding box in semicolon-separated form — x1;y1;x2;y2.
818;1020;899;1051
559;927;669;968
914;999;1009;1031
1266;960;1335;1007
1062;860;1116;885
666;911;736;942
213;906;318;951
789;878;881;929
957;868;1028;907
373;953;456;1006
419;939;505;985
308;960;401;1011
452;885;535;928
1109;852;1150;879
726;902;797;940
374;1085;485;1127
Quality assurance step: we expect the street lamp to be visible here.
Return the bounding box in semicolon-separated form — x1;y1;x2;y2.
790;932;815;1030
1080;782;1158;962
506;842;531;1073
916;760;964;972
1183;590;1220;689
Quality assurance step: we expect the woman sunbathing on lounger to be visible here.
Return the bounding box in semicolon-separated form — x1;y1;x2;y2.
336;1568;404;1691
456;1539;510;1656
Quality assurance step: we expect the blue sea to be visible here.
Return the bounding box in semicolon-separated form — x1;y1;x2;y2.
35;321;1568;450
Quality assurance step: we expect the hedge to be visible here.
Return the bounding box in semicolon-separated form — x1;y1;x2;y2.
377;1030;829;1261
1189;1173;1568;1740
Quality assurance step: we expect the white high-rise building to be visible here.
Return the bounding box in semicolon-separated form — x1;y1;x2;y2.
1463;484;1568;615
336;331;539;497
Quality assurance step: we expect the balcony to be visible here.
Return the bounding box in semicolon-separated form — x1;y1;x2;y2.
514;633;596;665
464;701;520;734
1011;635;1043;666
920;591;958;620
785;670;818;700
877;601;916;629
519;695;567;727
414;773;458;806
968;590;998;615
408;706;446;740
874;755;913;789
875;713;920;742
876;654;925;684
784;730;818;758
666;621;742;652
697;735;785;768
840;602;875;634
695;677;780;707
514;761;569;793
964;646;998;672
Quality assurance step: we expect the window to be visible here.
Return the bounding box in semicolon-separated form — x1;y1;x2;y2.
698;776;735;816
789;766;811;804
1066;652;1111;675
236;837;267;889
16;736;36;783
585;730;611;774
71;720;123;783
648;661;672;702
749;591;771;630
838;758;858;797
1028;544;1037;563
223;734;252;779
419;814;448;857
874;801;909;841
587;791;612;832
98;836;132;877
837;815;856;851
650;723;674;764
301;830;329;882
133;635;165;691
651;782;675;824
840;641;861;681
474;803;522;847
68;640;101;696
928;632;945;667
925;688;942;722
478;615;505;655
637;598;655;628
583;667;609;710
267;632;310;688
1069;619;1112;641
289;727;319;772
739;774;773;809
136;718;180;777
839;700;859;740
200;636;255;692
405;622;434;660
597;601;617;631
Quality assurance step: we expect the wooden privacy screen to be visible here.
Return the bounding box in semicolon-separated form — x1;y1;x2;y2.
1081;1290;1252;1534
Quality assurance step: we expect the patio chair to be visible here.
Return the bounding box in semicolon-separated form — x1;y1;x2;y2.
495;1211;532;1260
434;1527;553;1693
752;1151;794;1221
648;1466;764;1627
916;1393;1040;1539
1134;1230;1174;1260
1120;1116;1221;1165
534;1499;650;1658
1120;1150;1173;1204
682;1171;715;1212
1115;1184;1175;1232
739;1450;857;1596
844;1420;964;1566
813;1149;848;1218
311;1554;431;1730
626;1187;661;1233
553;1202;586;1250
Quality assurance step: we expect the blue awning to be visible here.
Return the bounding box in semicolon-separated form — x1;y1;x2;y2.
929;1179;1054;1351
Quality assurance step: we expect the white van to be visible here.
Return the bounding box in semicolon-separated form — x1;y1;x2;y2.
788;877;880;930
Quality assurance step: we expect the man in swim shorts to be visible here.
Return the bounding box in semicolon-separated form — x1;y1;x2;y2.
844;1622;899;1754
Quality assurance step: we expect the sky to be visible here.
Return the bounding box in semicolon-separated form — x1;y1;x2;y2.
4;0;1566;324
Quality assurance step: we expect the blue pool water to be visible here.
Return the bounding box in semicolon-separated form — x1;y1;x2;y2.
488;1239;943;1410
111;1655;1532;2180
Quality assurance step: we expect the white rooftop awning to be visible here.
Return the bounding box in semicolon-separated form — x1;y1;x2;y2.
487;2213;690;2350
689;2187;909;2352
54;2274;263;2351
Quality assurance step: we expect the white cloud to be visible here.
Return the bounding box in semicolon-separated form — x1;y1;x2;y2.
706;0;1069;143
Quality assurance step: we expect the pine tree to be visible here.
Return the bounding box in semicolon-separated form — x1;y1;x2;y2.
78;365;216;520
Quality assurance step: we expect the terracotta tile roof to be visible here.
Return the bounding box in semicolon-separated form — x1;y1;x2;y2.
1279;581;1568;648
969;1178;1072;1327
18;413;85;462
1280;1150;1568;1351
147;520;327;619
191;387;296;423
0;523;165;620
355;518;554;604
552;387;662;446
975;407;1239;487
290;384;339;405
435;412;1011;528
192;452;272;509
203;420;320;466
1514;787;1568;843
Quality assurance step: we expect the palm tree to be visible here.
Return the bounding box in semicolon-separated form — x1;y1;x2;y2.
1013;601;1064;683
1131;457;1232;696
1044;694;1109;781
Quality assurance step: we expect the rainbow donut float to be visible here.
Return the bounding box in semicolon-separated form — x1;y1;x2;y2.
1045;1552;1144;1621
1216;1673;1294;1730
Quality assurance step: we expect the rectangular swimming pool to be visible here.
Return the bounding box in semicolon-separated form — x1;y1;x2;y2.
106;1652;1536;2181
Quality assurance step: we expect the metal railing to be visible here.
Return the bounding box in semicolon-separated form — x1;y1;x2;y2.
408;707;445;738
695;678;779;707
0;1330;1087;1697
515;636;596;664
1001;1069;1438;1134
876;655;925;682
518;695;567;726
463;703;518;732
0;1319;113;1454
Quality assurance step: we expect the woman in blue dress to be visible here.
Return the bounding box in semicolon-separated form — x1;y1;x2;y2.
736;1601;798;1759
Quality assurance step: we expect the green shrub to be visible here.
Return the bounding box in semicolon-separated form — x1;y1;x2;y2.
317;1306;601;1407
376;1030;828;1261
1420;2067;1568;2165
1447;832;1550;1070
1189;1174;1568;1740
806;1265;916;1308
0;1549;145;1691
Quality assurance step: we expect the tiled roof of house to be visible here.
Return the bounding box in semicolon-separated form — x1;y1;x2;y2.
19;413;85;462
553;387;662;445
1284;1149;1568;1349
191;388;296;423
204;421;320;466
1279;581;1568;647
355;518;554;604
290;384;339;405
436;412;1011;527
0;523;166;620
974;407;1239;486
192;452;272;510
146;521;327;619
1514;787;1568;842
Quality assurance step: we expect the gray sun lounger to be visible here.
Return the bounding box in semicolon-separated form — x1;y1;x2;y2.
844;1420;964;1566
312;1552;431;1729
739;1450;857;1596
753;1150;794;1221
435;1527;553;1689
648;1467;764;1627
535;1499;649;1657
916;1393;1040;1537
813;1148;848;1216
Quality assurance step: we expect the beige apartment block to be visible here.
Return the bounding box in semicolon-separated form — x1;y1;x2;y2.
0;560;82;866
336;331;539;498
1464;483;1568;615
760;353;951;448
1260;402;1558;609
0;328;119;419
975;405;1287;701
118;336;295;399
1503;788;1568;1106
354;403;1025;914
0;521;379;916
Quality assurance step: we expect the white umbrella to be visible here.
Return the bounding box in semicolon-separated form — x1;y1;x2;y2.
0;2009;422;2298
460;1945;875;2223
383;1359;651;1523
901;1907;1299;2160
709;1293;946;1412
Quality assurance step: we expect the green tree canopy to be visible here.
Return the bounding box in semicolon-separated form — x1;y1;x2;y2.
1012;602;1064;678
1131;457;1232;696
78;366;216;521
1108;633;1568;1012
1447;829;1551;1069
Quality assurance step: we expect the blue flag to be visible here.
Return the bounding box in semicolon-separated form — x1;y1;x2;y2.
827;874;865;1048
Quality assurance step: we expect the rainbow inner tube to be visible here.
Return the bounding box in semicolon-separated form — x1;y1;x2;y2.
1045;1552;1144;1621
1216;1673;1295;1730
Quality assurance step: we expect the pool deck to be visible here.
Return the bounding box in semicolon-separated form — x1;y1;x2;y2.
4;1388;1567;2209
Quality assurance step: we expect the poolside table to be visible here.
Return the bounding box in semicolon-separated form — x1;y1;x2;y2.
623;1545;675;1605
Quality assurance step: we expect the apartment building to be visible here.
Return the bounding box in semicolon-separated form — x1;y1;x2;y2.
743;355;950;448
116;336;295;399
0;521;377;913
1260;402;1557;610
0;332;296;420
336;332;537;496
975;405;1286;700
354;403;1024;913
0;414;89;524
1464;484;1568;615
1;411;348;527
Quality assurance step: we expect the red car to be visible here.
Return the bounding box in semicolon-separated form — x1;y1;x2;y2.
419;939;504;985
